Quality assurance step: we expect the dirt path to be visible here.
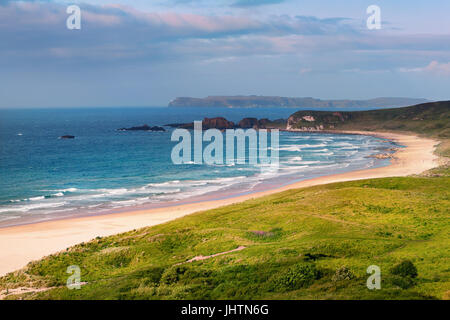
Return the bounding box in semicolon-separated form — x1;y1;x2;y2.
177;246;246;265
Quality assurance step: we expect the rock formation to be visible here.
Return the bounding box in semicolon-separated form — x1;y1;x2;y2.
166;117;285;130
118;125;165;132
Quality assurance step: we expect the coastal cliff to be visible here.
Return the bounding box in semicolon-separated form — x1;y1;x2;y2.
287;111;350;131
166;101;449;136
286;101;450;138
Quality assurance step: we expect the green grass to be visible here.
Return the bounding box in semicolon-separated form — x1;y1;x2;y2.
1;168;449;300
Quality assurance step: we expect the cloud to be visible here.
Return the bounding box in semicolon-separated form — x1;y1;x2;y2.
0;1;365;67
424;61;450;75
399;61;450;75
1;1;450;108
1;1;450;77
232;0;286;7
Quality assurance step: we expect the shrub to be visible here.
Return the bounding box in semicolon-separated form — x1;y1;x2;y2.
132;267;164;285
160;266;188;285
390;260;418;278
332;266;355;282
278;248;298;256
275;263;321;290
391;275;416;289
302;253;330;261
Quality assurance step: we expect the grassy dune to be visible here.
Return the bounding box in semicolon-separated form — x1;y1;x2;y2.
1;166;448;300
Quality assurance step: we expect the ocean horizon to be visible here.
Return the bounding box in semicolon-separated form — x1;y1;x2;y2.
0;107;397;227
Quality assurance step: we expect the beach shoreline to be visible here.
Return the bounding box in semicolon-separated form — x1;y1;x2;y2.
0;131;440;277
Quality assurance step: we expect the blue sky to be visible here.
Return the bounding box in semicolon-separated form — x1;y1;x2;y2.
1;0;450;107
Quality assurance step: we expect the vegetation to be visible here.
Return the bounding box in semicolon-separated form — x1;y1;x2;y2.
1;167;448;300
332;266;355;282
390;260;418;279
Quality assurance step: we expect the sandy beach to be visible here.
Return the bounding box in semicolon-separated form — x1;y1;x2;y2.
0;131;440;277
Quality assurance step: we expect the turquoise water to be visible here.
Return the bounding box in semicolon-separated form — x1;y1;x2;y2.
0;107;396;227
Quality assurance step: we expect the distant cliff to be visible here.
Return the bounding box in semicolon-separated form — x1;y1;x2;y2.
286;101;450;138
168;96;429;109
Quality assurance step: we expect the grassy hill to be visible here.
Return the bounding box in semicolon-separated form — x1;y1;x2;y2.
1;101;449;300
288;101;450;139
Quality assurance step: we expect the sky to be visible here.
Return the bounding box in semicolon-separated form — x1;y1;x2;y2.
1;0;450;108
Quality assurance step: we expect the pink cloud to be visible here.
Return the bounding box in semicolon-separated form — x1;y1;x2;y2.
399;61;450;75
103;4;261;33
424;60;450;75
83;11;122;26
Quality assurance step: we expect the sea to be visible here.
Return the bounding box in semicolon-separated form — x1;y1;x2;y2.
0;107;398;227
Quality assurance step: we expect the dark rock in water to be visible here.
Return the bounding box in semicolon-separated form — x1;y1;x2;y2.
165;117;234;130
202;117;235;130
256;118;270;128
238;118;259;129
237;118;284;129
59;135;75;139
118;124;165;132
164;123;185;128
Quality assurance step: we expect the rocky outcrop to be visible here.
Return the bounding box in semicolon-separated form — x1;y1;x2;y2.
302;116;315;122
166;117;286;130
287;125;325;132
286;101;450;135
238;118;259;129
202;117;235;130
257;118;270;128
237;118;282;129
165;117;234;130
118;125;165;132
286;111;351;131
